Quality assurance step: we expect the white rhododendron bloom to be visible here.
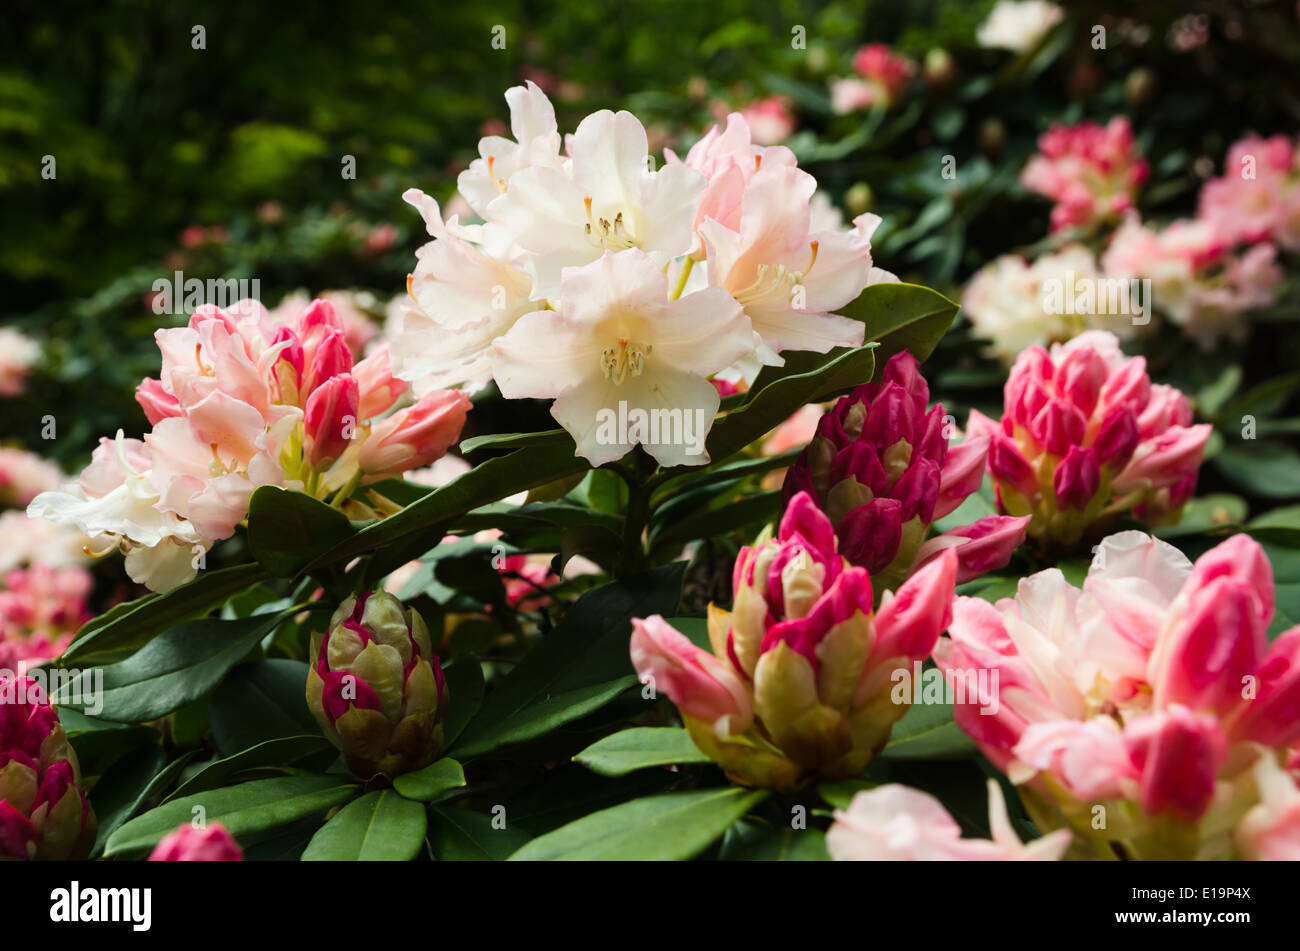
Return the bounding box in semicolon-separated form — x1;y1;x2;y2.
493;250;751;467
391;84;894;467
976;0;1064;53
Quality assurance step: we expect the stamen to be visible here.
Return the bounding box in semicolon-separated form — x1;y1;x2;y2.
599;338;651;385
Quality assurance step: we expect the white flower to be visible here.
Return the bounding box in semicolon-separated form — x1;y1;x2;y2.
491;250;752;467
0;326;40;397
456;81;564;219
27;432;209;592
976;0;1064;53
487;109;707;298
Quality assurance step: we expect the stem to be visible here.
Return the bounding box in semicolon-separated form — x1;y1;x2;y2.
669;256;695;300
330;468;364;510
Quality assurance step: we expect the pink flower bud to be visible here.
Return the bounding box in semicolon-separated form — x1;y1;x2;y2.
353;344;408;420
934;434;989;520
302;328;354;395
988;435;1037;498
1125;705;1227;822
869;547;957;662
149;822;244;861
1113;424;1212;494
1094;406;1139;467
837;497;902;573
1054;445;1100;510
1227;627;1300;749
1030;398;1087;457
916;514;1030;584
303;374;360;471
630;615;753;734
358;389;471;476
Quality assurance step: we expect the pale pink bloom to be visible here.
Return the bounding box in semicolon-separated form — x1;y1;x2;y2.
1020;117;1148;231
829;78;880;115
827;780;1072;860
0;512;91;574
493;249;752;467
0;563;92;668
762;404;824;456
977;0;1064;53
631;614;754;736
736;96;796;146
1234;754;1300;860
357;389;472;477
148;822;243;861
0;449;64;509
0;327;40;397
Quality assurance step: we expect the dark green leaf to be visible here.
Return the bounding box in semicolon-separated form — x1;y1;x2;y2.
574;727;711;777
300;790;427;861
393;758;466;802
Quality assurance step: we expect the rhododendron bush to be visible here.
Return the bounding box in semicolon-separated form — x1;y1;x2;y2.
5;2;1300;869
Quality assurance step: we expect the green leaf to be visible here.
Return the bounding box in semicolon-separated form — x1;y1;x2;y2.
60;562;271;666
508;787;767;860
719;822;830;861
1155;493;1248;539
247;486;357;577
818;778;876;809
451;565;684;759
58;709;158;778
882;700;978;760
1246;504;1300;546
53;612;285;722
393;758;466;802
649;490;780;552
1215;443;1300;498
207;659;324;756
310;442;588;576
300;790;427;861
87;746;166;856
166;735;338;803
441;658;485;749
459;429;571;454
104;774;358;856
428;807;533;860
838;281;959;374
574;727;711;777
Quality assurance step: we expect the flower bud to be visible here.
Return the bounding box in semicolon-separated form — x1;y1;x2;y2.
136;377;182;425
784;351;1020;589
303;374;360;471
358;390;471;477
149;821;244;861
306;591;448;780
0;676;96;860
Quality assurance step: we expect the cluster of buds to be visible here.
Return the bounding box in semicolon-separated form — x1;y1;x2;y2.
306;591;448;781
783;351;1029;593
935;531;1300;860
0;676;96;860
1020;116;1148;232
969;331;1210;546
149;821;243;861
631;493;958;791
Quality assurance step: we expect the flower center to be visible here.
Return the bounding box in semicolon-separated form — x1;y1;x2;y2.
600;338;651;385
733;242;820;309
584;198;637;251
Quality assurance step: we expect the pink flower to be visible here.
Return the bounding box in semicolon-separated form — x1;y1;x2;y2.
847;44;914;110
1020;117;1148;231
0;564;91;668
631;493;959;790
980;330;1209;543
1198;134;1299;250
148;822;244;861
783;351;1028;588
827;780;1072;860
358;389;472;477
736;96;796;146
935;529;1300;859
0;450;64;509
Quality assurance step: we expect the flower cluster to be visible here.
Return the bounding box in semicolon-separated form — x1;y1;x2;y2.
935;531;1300;859
782;351;1028;590
1198;133;1300;252
830;44;914;114
630;493;958;791
960;245;1138;363
0;449;63;509
29;298;470;592
390;83;893;467
306;590;448;780
969;331;1210;545
1103;214;1283;349
0;564;92;669
1020;117;1148;232
0;675;96;860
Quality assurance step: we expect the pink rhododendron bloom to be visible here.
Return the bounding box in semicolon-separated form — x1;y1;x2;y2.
827;780;1072;860
1198;133;1300;251
734;96;796;146
935;530;1300;859
0;512;90;575
1102;214;1283;348
848;44;914;109
969;330;1210;544
0;449;64;509
783;351;1028;590
1020;117;1148;231
0;675;96;860
0;327;40;397
31;298;467;592
149;822;244;861
630;492;959;790
0;564;91;668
